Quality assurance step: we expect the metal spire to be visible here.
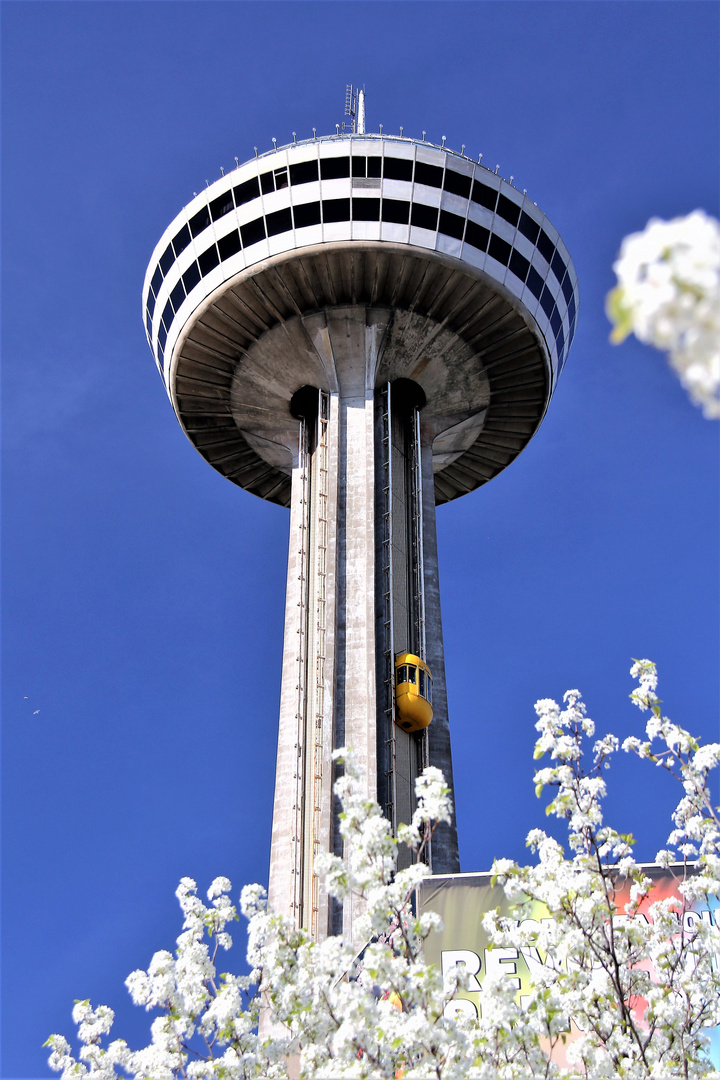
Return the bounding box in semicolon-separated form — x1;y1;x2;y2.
344;84;365;134
357;88;365;134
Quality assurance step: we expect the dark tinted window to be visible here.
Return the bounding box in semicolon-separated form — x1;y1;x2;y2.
411;203;438;231
145;310;153;338
465;219;489;252
439;209;465;240
397;665;407;685
218;231;241;260
352;156;366;178
471;180;498;211
172;224;191;257
561;273;574;306
234;177;260;206
266;207;292;236
322;197;350;222
509;249;530;282
352;198;380;220
443;168;471;198
158;322;168;351
320;157;350;180
367;156;382;178
382;199;410;224
551;250;566;284
293;201;321;228
198;244;220;276
419;668;426;697
415;161;443;188
189;206;211;238
210;191;234;221
537;229;554;263
407;665;417;684
550;307;563;336
182;261;201;294
497;194;520;227
540;284;555;319
567;292;576;324
159;243;175;276
383;157;413;182
170;280;186;313
518;210;540;244
161;299;173;332
150;265;163;296
241;217;266;247
489;234;512;266
526;265;544;299
274;168;288;190
146;290;157;319
289;159;319;186
260;172;274;195
556;325;565;357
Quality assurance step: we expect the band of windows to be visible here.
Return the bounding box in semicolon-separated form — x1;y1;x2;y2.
151;192;574;374
148;154;570;296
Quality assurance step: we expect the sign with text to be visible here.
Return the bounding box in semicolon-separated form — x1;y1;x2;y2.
418;866;719;1067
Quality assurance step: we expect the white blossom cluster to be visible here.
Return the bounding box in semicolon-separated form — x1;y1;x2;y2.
488;664;720;1078
47;666;720;1079
607;211;720;417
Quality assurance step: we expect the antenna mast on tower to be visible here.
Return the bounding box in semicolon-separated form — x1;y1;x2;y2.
344;84;365;134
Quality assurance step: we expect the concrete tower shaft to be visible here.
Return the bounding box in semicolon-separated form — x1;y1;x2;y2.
264;316;459;942
143;128;579;944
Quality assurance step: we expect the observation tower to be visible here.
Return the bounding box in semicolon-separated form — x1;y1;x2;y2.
143;90;579;944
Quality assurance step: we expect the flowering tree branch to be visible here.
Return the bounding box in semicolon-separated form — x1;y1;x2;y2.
47;667;719;1078
606;211;720;418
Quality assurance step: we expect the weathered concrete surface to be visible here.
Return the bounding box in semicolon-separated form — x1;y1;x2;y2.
420;440;460;874
268;308;460;948
171;244;550;507
267;455;306;924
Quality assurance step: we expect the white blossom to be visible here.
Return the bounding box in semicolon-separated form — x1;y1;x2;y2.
48;666;720;1079
607;211;720;417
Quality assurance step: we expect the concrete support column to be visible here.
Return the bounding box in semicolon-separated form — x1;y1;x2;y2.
338;394;378;801
268;307;460;950
268;453;309;925
337;392;378;949
267;396;338;939
420;441;460;874
268;387;378;948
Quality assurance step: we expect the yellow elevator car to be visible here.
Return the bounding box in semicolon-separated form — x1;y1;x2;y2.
395;653;433;732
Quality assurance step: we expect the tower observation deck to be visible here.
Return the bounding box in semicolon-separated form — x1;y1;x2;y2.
143;96;579;945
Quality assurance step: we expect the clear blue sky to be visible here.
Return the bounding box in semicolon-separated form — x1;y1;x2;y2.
2;2;718;1076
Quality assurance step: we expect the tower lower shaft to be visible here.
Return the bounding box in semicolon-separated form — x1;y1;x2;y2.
268;317;459;946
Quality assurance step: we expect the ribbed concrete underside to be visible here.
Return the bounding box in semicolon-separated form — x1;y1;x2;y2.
171;243;550;506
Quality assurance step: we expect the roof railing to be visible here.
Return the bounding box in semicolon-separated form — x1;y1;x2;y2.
199;131;519;193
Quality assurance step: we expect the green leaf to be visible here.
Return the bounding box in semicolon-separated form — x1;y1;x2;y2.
605;285;634;343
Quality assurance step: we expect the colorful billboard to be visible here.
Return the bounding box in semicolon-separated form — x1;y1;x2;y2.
418;866;720;1068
